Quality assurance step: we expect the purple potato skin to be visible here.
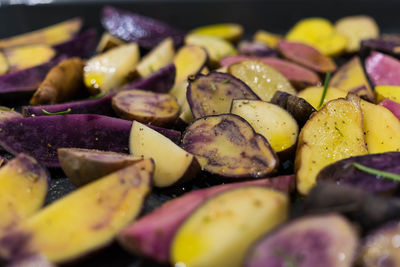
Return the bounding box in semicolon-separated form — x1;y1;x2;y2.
101;6;185;49
317;152;400;194
238;41;278;57
361;35;400;58
53;29;97;58
118;175;294;264
0;114;180;167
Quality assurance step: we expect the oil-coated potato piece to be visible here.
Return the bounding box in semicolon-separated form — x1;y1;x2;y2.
297;86;347;110
253;30;282;48
171;186;289;267
295;94;368;194
96;32;126;53
0;52;9;75
375;85;400;103
182;114;278;179
173;45;208;85
381;98;400;120
190;23;244;42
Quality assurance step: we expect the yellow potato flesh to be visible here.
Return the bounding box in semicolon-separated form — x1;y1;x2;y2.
5;44;56;72
171;186;288;267
375;85;400;103
253;30;282;48
295;95;368;195
0;52;8;75
96;32;126;53
297;86;347;110
173;45;208;84
190;23;244;42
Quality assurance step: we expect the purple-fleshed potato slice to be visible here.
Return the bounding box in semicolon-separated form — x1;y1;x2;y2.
237;41;278;57
182;114;278;179
58;148;143;187
317;152;400;194
244;214;358;267
118;175;294;264
187;72;259;119
101;6;185;49
53;29;97;58
112;89;180;127
365;51;400;86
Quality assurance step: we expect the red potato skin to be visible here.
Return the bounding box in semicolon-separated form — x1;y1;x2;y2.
380;99;400;120
366;51;400;86
117;175;294;264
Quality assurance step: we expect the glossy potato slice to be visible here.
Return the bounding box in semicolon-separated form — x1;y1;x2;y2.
190;23;244;42
182;114;278;179
297;86;347;110
228;60;296;101
0;52;9;75
295;94;368;194
170;186;289;267
0;159;154;264
173;45;208;85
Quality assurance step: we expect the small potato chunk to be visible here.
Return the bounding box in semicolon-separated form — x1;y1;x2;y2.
375;85;400;103
190;23;244;42
171;186;288;267
228;60;296;101
297;86;347;110
0;52;9;75
295;94;368;194
182;114;278;179
334;15;379;53
84;43;140;94
173;45;208;85
231;100;299;157
130;121;199;187
96;32;126;53
366;51;400;86
112;89;180;127
187;72;258;119
244;214;358;267
253;30;282;48
0;159;154;264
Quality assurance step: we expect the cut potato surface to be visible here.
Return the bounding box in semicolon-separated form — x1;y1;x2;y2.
228;60;296;101
96;32;126;53
231;100;298;154
84;43;140;94
173;45;208;85
170;186;288;267
130;121;199;187
0;52;9;75
190;23;244;42
297;86;347;110
253;30;282;48
295;94;368;194
365;51;400;86
375;85;400;103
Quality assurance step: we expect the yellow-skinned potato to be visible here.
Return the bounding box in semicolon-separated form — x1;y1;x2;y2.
297;86;347;110
253;30;282;48
96;32;126;53
173;45;208;85
0;18;82;49
295;94;368;195
375;85;400;103
361;100;400;153
0;52;9;75
170;186;289;267
0;159;154;264
190;23;244;42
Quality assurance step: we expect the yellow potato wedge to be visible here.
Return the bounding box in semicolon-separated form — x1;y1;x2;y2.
0;159;154;264
84;43;140;94
253;30;282;48
361;100;400;153
375;85;400;103
170;186;289;267
334;15;379;53
297;86;347;110
228;60;296;101
169;81;189;107
173;45;208;85
0;17;82;49
0;52;9;75
96;32;126;53
190;23;244;42
295;94;368;194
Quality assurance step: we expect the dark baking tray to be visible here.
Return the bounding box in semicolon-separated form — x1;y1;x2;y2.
1;1;400;266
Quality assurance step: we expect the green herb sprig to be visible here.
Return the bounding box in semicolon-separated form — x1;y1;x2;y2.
318;71;331;109
42;108;72;115
89;91;106;100
353;162;400;182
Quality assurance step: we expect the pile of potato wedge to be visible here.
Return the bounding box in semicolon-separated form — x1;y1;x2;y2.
3;6;400;267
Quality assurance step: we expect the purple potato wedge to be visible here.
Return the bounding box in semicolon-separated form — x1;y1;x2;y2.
237;41;278;57
53;29;97;58
118;175;294;264
361;34;400;58
0;114;180;167
112;89;180;127
187;72;259;119
304;182;400;231
365;51;400;86
317;152;400;194
270;91;316;128
101;6;185;49
58;148;142;187
244;214;358;267
182;114;278;179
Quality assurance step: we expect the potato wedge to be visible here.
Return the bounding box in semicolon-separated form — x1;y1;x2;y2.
228;60;296;101
381;98;400;120
170;186;289;267
253;30;282;48
295;94;368;194
58;148;142;187
375;85;400;103
169;81;189;107
365;51;400;86
84;43;140;94
190;23;243;42
231;100;299;158
182;114;278;179
173;45;208;85
130;121;199;187
297;86;347;110
0;159;154;264
96;32;126;53
0;52;9;75
112;89;180;126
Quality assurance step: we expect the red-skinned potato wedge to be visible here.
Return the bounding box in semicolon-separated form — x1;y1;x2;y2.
0;52;8;75
58;148;142;187
190;23;244;42
365;51;400;86
0;17;82;49
130;121;199;187
244;214;358;267
173;45;208;85
380;98;400;120
0;154;49;235
170;186;289;267
96;32;126;53
118;175;294;264
0;107;23;122
277;41;336;73
182;114;278;179
330;56;374;101
0;159;154;264
295;94;368;195
187;72;259;119
30;57;84;105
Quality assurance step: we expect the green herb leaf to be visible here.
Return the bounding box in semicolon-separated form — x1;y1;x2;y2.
210;82;217;91
89;91;106;100
273;248;297;267
222;79;231;84
353;162;400;182
42;108;72;115
318;71;331;109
